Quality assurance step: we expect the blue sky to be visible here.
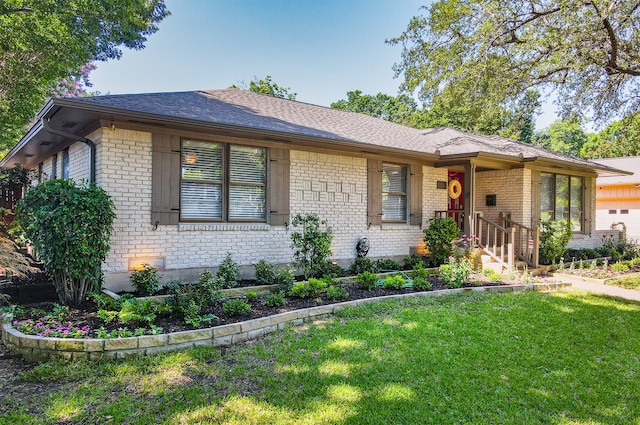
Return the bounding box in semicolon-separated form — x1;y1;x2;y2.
90;0;558;128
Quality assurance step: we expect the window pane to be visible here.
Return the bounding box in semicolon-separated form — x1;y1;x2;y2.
182;140;222;181
229;185;265;220
382;164;406;193
230;146;266;184
555;175;569;222
570;176;583;231
382;194;407;221
180;182;222;220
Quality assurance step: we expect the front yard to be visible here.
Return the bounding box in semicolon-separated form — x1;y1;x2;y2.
2;290;640;424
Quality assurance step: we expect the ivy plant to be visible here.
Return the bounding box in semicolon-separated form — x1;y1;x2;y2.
290;213;333;279
16;179;115;306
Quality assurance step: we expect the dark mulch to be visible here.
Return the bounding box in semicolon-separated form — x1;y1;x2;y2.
10;275;507;337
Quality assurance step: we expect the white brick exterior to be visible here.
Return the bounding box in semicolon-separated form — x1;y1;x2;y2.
475;168;532;226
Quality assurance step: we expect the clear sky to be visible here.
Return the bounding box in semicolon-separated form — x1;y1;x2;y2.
89;0;558;128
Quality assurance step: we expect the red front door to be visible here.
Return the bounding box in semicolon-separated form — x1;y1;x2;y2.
448;171;464;229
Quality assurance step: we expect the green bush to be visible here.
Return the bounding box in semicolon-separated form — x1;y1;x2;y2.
439;257;473;289
383;275;406;290
411;262;430;279
403;255;427;270
290;213;333;279
275;266;296;295
130;264;161;296
326;285;349;300
539;219;572;265
223;299;252;317
166;272;221;325
373;258;401;271
317;261;347;278
349;257;375;275
264;293;286;308
482;268;503;283
423;217;459;266
289;277;329;298
254;260;276;285
246;292;257;302
16;179;115;305
413;276;432;291
612;262;630;273
216;253;240;288
356;271;378;290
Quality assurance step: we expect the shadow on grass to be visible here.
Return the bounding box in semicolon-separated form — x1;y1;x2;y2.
3;290;640;424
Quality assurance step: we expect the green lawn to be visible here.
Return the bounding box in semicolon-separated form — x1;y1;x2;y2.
3;290;640;424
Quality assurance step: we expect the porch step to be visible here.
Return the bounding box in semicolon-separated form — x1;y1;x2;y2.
478;253;528;273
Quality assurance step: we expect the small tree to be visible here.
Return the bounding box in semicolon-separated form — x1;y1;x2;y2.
423;217;460;266
16;179;115;305
539;219;573;265
290;213;333;279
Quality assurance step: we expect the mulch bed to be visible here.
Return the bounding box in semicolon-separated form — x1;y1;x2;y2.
9;275;508;338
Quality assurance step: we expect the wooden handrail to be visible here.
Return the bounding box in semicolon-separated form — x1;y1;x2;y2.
499;213;539;267
475;214;514;268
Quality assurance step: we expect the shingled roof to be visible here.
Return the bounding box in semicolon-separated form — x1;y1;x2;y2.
0;88;629;176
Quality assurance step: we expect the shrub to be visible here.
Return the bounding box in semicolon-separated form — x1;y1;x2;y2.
223;299;252;316
383;275;406;290
275;266;296;295
439;257;473;289
356;271;378;290
326;285;349;300
411;262;430;279
403;255;427;270
482;268;503;283
350;257;375;275
289;277;329;298
539;219;572;265
423;217;459;266
317;261;347;278
130;264;161;296
246;292;257;302
612;262;630;273
166;272;221;325
373;258;401;271
16;179;116;305
264;293;286;308
413;276;432;291
254;260;276;285
216;253;240;288
290;213;333;279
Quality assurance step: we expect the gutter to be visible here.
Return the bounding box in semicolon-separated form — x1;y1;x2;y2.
41;118;96;184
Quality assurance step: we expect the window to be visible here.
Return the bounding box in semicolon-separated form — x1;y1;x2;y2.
540;172;583;232
62;149;69;179
51;154;57;179
609;210;617;214
180;139;266;221
621;209;629;215
382;163;407;222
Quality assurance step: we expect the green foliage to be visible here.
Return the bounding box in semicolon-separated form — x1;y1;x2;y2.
245;292;257;303
216;253;239;289
88;291;120;310
0;1;169;152
317;261;347;279
254;260;276;285
117;299;157;325
532;115;588;157
388;0;640;126
166;272;221;325
413;276;432;291
275;266;296;295
581;112;640;159
349;257;375;275
373;258;401;271
331;90;419;126
264;293;286;308
16;179;115;305
356;271;378;290
129;264;161;296
612;263;630;273
423;217;460;266
403;254;428;270
222;299;252;317
539;220;573;265
326;285;349;301
233;75;297;100
482;268;503;283
411;262;430;280
290;213;333;279
439;257;473;289
289;278;329;299
383;275;407;290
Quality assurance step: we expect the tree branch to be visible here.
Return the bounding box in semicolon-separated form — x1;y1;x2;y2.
0;7;34;16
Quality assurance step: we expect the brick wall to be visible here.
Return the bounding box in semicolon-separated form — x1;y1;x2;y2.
475;168;532;226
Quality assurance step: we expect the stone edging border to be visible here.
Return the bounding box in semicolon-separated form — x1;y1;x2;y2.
1;283;570;363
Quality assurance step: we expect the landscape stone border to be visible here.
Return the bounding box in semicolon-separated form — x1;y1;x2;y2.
1;283;569;363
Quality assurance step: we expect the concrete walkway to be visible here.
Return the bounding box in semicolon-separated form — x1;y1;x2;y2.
569;281;640;302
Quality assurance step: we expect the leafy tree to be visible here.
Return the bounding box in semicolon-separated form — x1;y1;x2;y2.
290;213;333;279
16;179;116;306
533;115;589;157
389;1;640;125
0;0;169;153
331;90;419;126
232;75;297;100
581;112;640;158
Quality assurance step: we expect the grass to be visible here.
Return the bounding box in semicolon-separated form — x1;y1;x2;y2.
3;290;640;424
607;273;640;290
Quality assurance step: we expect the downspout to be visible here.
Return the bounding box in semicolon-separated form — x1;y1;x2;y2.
41;118;96;184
